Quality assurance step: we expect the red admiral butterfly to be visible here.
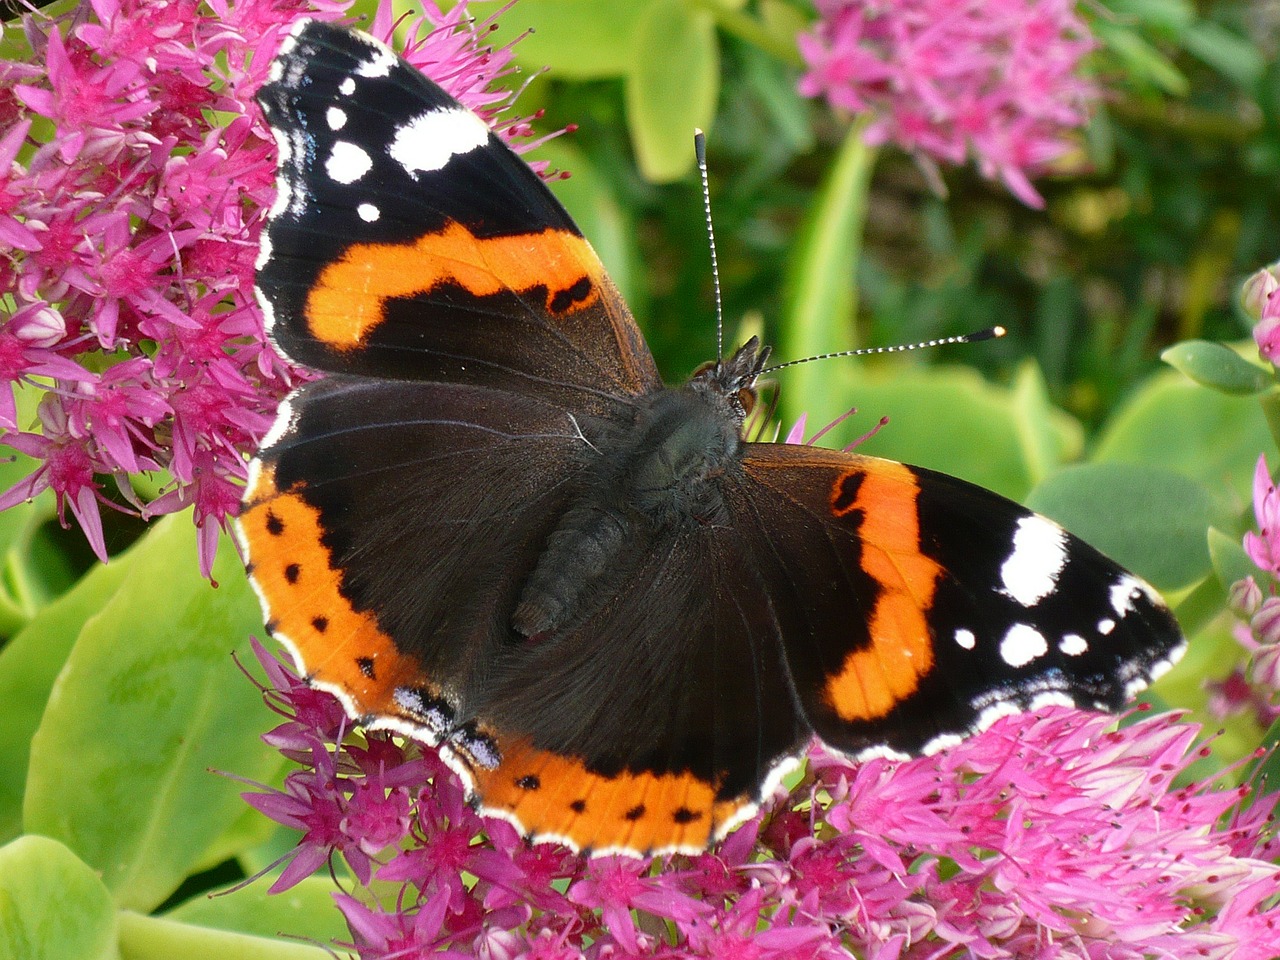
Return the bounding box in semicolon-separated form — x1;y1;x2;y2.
237;20;1186;857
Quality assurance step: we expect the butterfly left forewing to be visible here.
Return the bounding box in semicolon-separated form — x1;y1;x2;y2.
255;20;660;406
732;443;1186;759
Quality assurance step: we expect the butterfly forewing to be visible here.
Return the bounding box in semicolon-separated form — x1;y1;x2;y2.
255;20;660;405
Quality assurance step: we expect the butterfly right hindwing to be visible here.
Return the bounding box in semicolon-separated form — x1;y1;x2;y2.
731;444;1186;759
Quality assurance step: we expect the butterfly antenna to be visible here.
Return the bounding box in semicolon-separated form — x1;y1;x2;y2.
695;130;724;363
760;326;1006;375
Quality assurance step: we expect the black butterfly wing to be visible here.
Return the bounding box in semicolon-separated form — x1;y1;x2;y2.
255;20;661;408
464;515;810;855
238;376;590;744
730;443;1186;758
240;385;809;855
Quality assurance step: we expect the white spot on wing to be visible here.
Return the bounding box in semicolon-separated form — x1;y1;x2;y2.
327;141;372;184
388;108;490;176
1029;691;1074;711
1110;575;1145;617
357;202;380;222
1149;642;1186;680
1059;633;1088;656
921;733;964;755
1000;623;1048;668
254;232;273;272
326;106;347;130
854;744;911;763
354;47;396;77
393;686;424;715
259;394;297;451
339;76;356;96
955;628;976;650
1000;515;1068;606
1098;618;1116;635
254;287;277;337
973;700;1022;732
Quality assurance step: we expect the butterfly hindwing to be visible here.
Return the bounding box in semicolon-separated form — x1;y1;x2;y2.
255;20;660;406
240;375;810;856
239;374;595;747
463;519;811;855
734;444;1186;758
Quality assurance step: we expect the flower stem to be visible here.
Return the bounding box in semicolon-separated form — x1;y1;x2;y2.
778;116;877;432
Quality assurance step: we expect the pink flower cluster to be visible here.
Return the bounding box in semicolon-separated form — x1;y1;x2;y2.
0;0;537;575
796;0;1097;207
1216;455;1280;725
1222;265;1280;720
244;640;1280;959
1245;263;1280;366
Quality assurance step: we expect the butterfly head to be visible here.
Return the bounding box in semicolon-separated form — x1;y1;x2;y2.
690;337;772;427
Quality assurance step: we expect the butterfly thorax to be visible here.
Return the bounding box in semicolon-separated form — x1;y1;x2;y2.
511;341;769;641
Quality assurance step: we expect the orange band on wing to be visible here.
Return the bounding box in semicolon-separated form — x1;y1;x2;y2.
468;737;747;855
305;223;604;348
823;463;941;722
240;465;433;718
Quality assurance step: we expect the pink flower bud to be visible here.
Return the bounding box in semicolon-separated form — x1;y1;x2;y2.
1242;265;1280;322
9;303;66;348
1250;643;1280;694
1251;597;1280;648
1230;576;1263;618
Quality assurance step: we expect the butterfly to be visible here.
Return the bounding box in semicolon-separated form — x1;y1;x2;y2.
237;19;1186;857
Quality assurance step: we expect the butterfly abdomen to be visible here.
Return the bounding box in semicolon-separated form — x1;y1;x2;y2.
513;386;742;639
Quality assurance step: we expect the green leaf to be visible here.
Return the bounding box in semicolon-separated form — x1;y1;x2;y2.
1260;390;1280;453
739;44;812;152
625;0;719;182
1161;340;1273;395
497;0;645;78
0;835;119;960
1024;463;1217;590
1092;19;1189;95
1010;360;1084;487
0;551;133;843
164;876;345;944
117;912;330;960
822;366;1057;502
0;385;64;629
1097;0;1195;35
777;119;875;433
1092;371;1271;504
1182;21;1264;89
23;516;277;912
1167;572;1226;641
1207;526;1262;592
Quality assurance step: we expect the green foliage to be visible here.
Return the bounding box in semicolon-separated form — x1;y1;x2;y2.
5;0;1280;954
0;518;301;957
1161;340;1273;395
0;836;120;960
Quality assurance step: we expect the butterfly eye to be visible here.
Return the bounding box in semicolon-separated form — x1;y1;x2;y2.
737;387;757;416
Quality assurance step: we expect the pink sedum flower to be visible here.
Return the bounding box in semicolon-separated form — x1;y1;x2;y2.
797;0;1098;207
1247;263;1280;365
243;641;1280;959
0;0;552;574
1244;455;1280;578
